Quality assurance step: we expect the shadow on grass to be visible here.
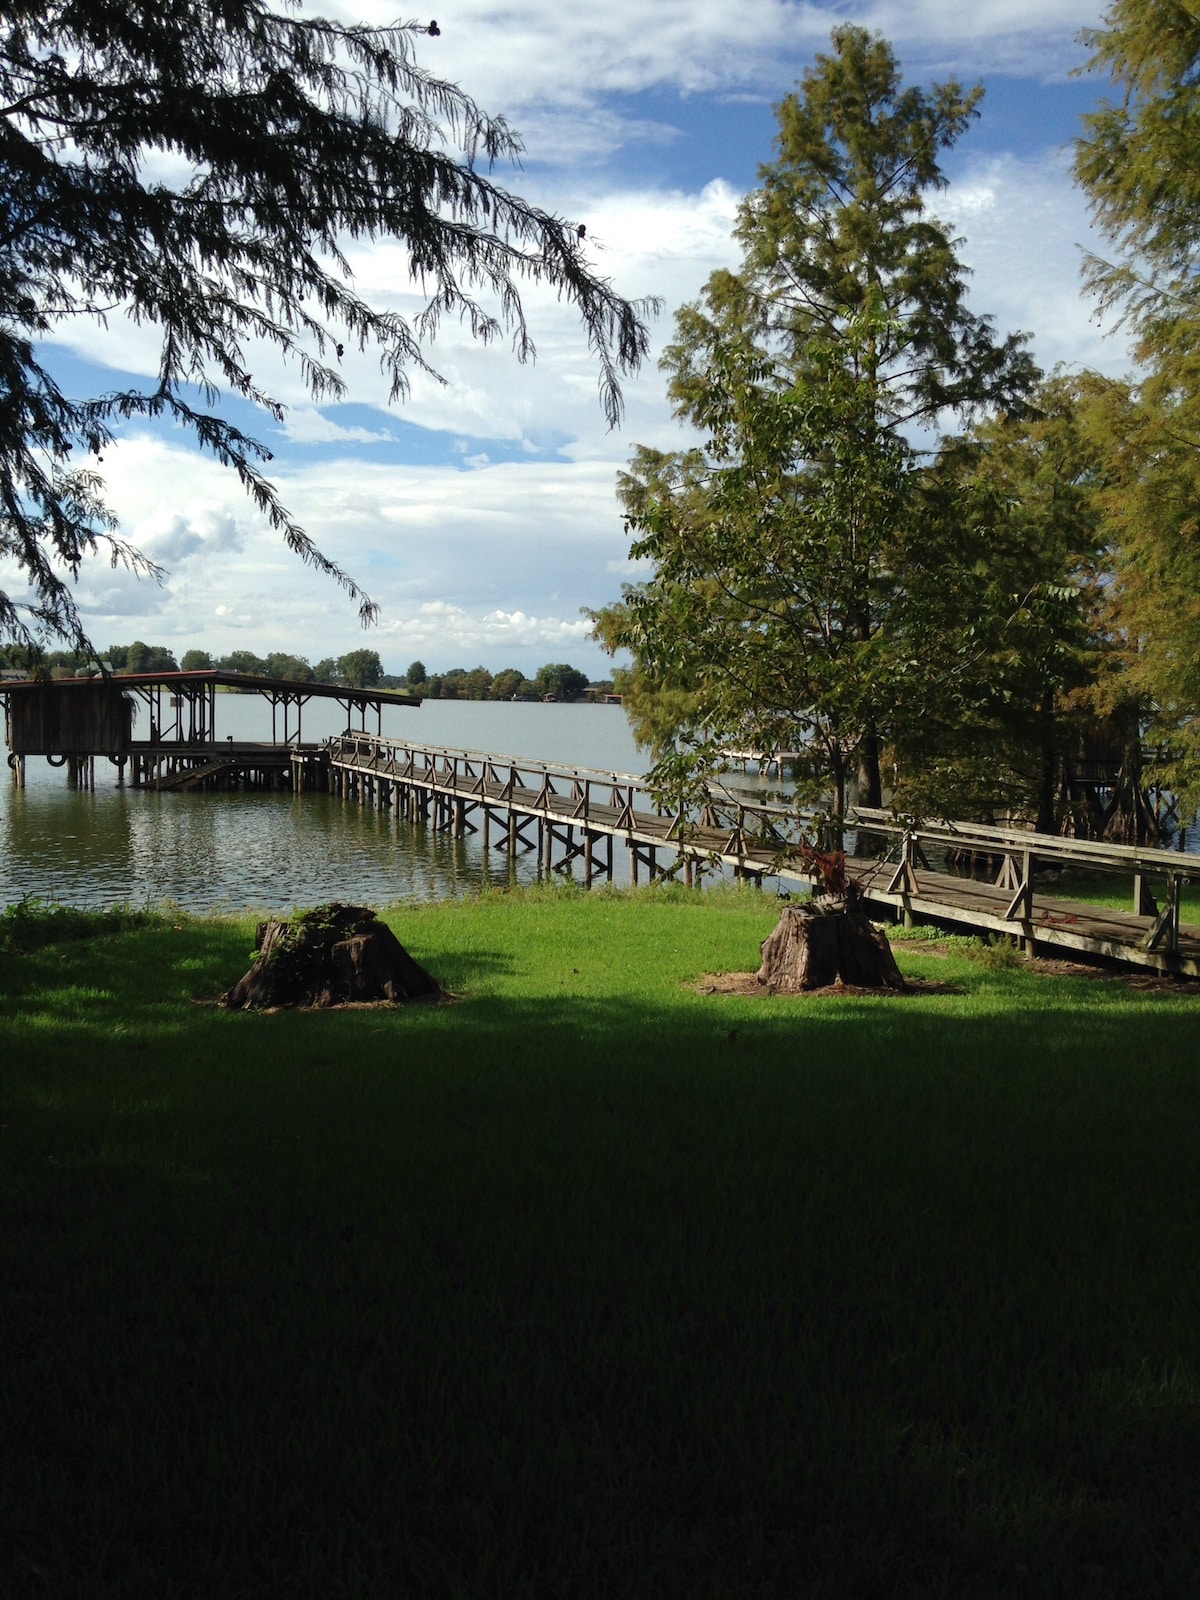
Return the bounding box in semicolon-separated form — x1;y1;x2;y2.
7;974;1200;1598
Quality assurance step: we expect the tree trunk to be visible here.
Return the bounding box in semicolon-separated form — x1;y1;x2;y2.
857;726;883;810
758;903;906;992
1034;689;1058;836
223;904;440;1009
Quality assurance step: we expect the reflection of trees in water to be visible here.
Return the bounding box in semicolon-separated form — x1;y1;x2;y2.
121;792;524;912
2;773;772;910
0;776;563;910
0;784;136;906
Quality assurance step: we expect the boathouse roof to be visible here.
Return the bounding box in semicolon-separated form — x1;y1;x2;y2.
0;668;420;706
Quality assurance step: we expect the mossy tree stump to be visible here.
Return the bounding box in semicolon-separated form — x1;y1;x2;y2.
758;901;906;992
223;903;441;1009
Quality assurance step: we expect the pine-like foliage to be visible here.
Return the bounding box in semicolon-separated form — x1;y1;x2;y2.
1075;2;1200;806
0;2;651;652
731;26;1031;428
597;27;1040;819
1075;0;1200;362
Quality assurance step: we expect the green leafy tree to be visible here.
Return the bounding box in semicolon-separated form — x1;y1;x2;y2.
218;649;268;676
534;663;588;701
899;374;1115;828
1075;0;1200;385
121;640;178;673
490;668;531;700
1075;2;1200;808
584;624;705;759
599;27;1037;817
265;652;313;683
461;665;493;700
0;3;651;657
606;327;920;816
1075;372;1200;824
336;649;383;689
312;657;339;685
405;660;428;688
180;649;215;672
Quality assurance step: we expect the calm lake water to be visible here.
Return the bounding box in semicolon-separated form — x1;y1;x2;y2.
1;698;666;912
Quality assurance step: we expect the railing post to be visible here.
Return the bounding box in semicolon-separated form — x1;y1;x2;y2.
1165;873;1181;955
1133;871;1157;917
1140;872;1184;959
885;829;919;922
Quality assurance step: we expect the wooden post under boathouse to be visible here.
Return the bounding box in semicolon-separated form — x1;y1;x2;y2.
0;669;420;792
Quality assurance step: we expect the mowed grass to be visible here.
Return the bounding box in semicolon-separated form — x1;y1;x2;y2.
5;887;1200;1599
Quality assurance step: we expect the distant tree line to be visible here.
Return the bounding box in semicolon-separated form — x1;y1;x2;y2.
0;640;388;688
406;661;593;701
1;642;602;702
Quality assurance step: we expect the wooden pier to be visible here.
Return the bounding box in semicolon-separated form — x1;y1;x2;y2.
5;674;1199;977
719;747;806;778
324;732;1200;977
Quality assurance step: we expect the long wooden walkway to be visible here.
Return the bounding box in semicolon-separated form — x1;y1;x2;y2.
323;733;1200;978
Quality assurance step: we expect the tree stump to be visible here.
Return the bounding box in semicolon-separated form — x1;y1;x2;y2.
758;901;906;992
222;903;441;1009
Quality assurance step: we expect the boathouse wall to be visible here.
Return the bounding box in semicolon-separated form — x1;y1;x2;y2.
6;681;134;755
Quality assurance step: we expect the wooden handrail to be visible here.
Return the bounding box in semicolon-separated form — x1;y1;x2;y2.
324;735;1200;885
849;806;1199;875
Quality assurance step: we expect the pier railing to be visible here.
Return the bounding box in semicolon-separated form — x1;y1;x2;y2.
324;735;1200;972
324;730;815;882
851;806;1198;950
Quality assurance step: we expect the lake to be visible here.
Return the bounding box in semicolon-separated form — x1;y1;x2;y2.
1;698;663;912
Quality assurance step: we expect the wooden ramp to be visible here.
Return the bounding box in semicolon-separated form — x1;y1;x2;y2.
153;757;240;792
138;742;320;792
324;733;1200;978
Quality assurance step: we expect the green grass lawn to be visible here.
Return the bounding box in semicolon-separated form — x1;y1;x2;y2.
5;887;1200;1599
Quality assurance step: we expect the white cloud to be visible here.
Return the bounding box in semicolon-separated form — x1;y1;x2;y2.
938;150;1127;378
337;1;1103;118
278;408;396;446
39;137;1129;671
43;432;631;670
387;603;592;652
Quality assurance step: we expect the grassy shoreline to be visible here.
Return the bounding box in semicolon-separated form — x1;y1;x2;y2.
5;887;1200;1598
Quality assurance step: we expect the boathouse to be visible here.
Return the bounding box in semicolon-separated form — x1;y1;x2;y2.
1;668;419;789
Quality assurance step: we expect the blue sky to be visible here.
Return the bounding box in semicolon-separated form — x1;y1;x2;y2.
26;0;1125;677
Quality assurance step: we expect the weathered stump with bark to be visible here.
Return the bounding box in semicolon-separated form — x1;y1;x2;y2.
223;903;441;1010
758;901;907;993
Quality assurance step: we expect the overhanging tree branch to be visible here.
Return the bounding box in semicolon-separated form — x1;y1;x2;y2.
0;1;655;652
